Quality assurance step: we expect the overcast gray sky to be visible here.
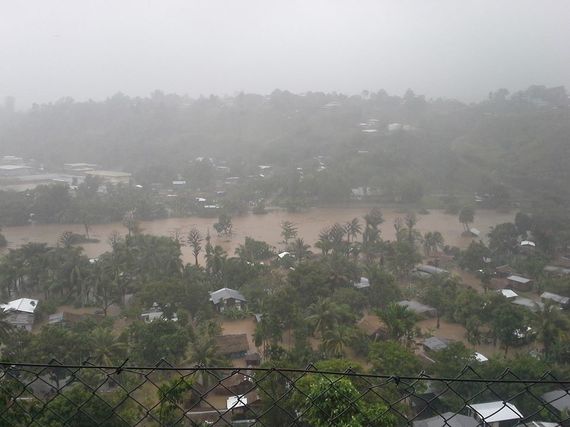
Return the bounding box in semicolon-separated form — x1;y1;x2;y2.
1;0;569;109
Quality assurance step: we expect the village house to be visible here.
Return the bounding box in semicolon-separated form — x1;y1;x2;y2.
540;292;569;308
353;277;370;289
84;170;132;185
215;334;250;359
543;265;570;277
506;275;533;292
1;298;39;332
357;315;387;341
413;265;449;278
540;389;570;418
245;353;261;367
422;337;449;353
498;289;518;300
209;288;247;312
398;300;437;318
467;401;523;427
48;311;88;327
495;265;515;278
511;297;543;312
413;412;478;427
140;302;178;323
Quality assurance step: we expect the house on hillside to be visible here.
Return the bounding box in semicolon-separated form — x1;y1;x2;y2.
1;298;39;331
215;334;249;359
209;288;247;312
467;401;523;427
506;275;533;292
540;292;569;308
398;300;437;318
413;412;478;427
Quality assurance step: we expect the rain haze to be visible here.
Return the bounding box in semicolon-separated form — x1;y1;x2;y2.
2;1;570;423
1;0;570;108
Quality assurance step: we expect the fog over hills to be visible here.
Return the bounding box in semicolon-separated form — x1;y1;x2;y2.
1;0;570;108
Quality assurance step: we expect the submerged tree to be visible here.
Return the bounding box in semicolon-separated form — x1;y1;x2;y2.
186;228;203;266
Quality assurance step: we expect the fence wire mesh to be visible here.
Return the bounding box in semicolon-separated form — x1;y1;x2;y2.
0;361;569;426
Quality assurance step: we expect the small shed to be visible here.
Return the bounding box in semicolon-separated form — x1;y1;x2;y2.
506;275;533;292
469;228;481;237
215;334;250;359
422;337;449;353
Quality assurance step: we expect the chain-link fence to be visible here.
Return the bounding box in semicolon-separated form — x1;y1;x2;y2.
0;360;569;426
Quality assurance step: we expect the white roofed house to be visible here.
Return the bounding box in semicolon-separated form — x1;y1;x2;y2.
209;288;247;313
467;401;523;427
1;298;39;332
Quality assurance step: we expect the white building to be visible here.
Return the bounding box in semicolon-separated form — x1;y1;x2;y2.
1;298;39;331
468;401;523;427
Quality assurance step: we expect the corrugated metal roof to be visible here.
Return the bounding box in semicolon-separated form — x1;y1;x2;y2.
209;288;246;304
1;298;39;314
468;401;523;422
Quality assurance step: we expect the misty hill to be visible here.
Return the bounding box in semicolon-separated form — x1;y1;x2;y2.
1;85;569;204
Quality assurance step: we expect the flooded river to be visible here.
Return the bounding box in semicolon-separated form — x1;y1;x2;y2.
1;207;513;264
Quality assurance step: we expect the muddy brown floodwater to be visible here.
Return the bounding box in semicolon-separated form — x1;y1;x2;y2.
0;207;513;264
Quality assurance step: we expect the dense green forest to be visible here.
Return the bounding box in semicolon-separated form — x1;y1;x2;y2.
1;85;569;206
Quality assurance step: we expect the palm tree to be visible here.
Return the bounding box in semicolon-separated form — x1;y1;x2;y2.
322;326;354;357
344;218;362;244
422;231;444;257
280;221;298;245
305;298;345;337
315;228;333;256
89;327;126;365
459;206;475;233
376;303;416;343
206;245;226;278
289;238;311;262
534;302;569;358
58;231;75;248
